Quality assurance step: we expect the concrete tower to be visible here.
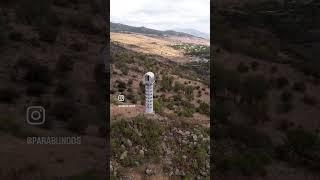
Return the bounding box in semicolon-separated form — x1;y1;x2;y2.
144;72;155;114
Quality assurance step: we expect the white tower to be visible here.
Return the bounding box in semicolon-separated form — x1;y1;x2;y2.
144;72;155;114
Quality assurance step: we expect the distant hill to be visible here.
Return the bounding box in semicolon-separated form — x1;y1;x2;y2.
173;28;210;39
110;22;197;38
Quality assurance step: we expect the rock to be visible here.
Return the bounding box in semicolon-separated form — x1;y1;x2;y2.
126;139;132;147
175;168;180;175
181;139;187;144
192;134;198;141
185;131;190;136
121;144;126;150
182;155;187;160
145;168;153;176
139;149;144;156
120;151;128;160
200;170;207;176
177;129;184;136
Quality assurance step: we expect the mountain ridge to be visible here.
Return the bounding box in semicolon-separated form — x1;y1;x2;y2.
110;22;207;39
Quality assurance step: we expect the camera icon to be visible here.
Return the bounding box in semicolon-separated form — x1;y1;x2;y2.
118;94;125;102
26;106;45;125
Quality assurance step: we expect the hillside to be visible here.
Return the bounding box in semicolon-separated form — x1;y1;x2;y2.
110;29;210;179
213;0;320;179
111;22;198;38
0;0;107;178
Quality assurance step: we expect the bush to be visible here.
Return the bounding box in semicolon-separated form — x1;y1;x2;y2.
241;75;269;104
53;0;70;7
0;87;19;103
276;129;320;170
24;63;52;84
197;102;210;116
270;66;278;73
69;40;88;52
51;100;76;121
302;94;318;106
280;90;293;103
56;54;74;72
177;105;195;117
277;102;293;113
126;93;137;103
67;113;89;134
26;83;47;96
160;75;173;92
54;81;71;96
68;14;100;34
276;76;289;89
16;0;60;26
9;31;23;41
37;23;59;43
0;116;21;135
251;61;259;71
173;81;183;92
237;62;249;73
116;80;126;92
184;85;194;100
154;99;164;114
111;116;163;166
292;81;306;92
0;21;8;47
128;79;133;86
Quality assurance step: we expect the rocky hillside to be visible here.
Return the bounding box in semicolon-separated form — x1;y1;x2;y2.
111;22;197;38
0;0;107;178
213;0;320;179
110;32;210;179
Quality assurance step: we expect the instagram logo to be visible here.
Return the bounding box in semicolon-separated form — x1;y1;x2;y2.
26;106;45;125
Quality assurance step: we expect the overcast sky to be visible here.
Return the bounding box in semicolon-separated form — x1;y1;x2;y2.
110;0;210;34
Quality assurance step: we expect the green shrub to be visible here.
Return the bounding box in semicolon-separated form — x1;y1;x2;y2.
197;102;210;116
177;106;195;117
160;75;173;92
116;80;126;92
154;99;164;114
111;116;163;166
184;85;194;100
173;81;183;92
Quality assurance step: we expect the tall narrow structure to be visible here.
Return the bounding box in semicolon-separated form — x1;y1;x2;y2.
144;72;155;114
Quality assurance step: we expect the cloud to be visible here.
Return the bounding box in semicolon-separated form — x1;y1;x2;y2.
110;0;210;34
